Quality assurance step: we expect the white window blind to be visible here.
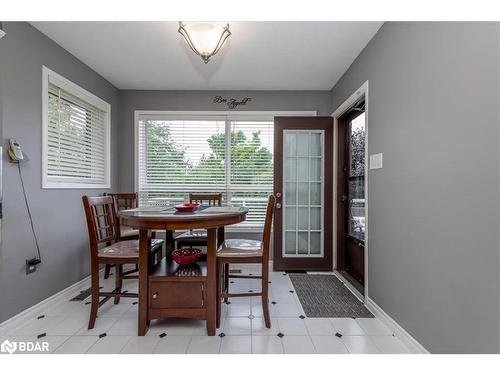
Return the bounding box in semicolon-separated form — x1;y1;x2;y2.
43;67;110;188
137;115;274;229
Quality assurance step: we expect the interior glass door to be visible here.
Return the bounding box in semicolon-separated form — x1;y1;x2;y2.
283;130;324;258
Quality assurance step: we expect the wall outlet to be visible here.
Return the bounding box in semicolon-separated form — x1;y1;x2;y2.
369;153;383;169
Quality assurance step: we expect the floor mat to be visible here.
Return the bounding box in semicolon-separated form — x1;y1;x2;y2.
289;274;374;318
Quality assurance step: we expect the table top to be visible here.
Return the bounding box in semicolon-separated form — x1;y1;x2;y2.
118;205;249;230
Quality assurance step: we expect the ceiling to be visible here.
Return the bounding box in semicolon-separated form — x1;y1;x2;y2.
31;22;382;91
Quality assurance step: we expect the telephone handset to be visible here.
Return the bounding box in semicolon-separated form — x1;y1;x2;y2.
8;138;24;161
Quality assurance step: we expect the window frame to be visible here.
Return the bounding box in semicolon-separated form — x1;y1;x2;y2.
134;110;316;231
42;66;111;189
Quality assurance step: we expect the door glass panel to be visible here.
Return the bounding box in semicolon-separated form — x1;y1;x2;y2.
349;113;365;177
285;183;296;205
297;182;309;205
310;207;321;230
310;232;321;254
310;133;321;156
297;158;309;180
282;129;324;258
297;207;308;230
285;232;296;254
285;158;296;181
348;179;365;240
310;158;321;181
310;183;321;205
285;207;296;230
296;133;309;157
285;133;296;157
297;232;308;254
347;112;366;242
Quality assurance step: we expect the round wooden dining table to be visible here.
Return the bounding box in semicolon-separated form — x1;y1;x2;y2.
119;206;248;336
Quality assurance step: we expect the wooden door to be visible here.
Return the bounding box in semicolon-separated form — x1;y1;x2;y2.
337;107;366;287
273;117;333;271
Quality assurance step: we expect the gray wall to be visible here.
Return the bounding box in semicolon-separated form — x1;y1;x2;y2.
0;22;120;322
331;22;500;353
118;90;332;191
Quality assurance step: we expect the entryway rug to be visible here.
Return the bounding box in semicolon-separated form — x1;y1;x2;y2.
289;274;374;318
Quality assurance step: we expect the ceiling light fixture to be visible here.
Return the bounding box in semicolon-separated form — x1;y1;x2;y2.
178;22;231;64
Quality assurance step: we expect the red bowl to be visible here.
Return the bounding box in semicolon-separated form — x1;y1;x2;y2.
172;248;202;266
174;203;200;212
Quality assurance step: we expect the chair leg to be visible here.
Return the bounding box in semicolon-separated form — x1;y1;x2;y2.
223;263;229;303
114;264;123;304
216;260;222;329
261;260;271;328
88;260;100;329
104;264;112;279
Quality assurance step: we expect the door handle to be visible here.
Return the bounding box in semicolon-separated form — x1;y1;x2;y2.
152;293;158;299
275;192;281;198
276;203;282;209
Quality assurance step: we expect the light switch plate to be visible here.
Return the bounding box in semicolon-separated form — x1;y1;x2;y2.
369;153;383;169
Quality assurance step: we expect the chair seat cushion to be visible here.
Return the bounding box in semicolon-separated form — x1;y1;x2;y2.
217;239;263;258
98;239;163;259
175;230;208;242
120;225;139;239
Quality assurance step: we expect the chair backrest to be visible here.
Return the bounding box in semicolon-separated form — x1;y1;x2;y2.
189;193;222;206
261;194;276;262
82;196;120;256
108;193;138;212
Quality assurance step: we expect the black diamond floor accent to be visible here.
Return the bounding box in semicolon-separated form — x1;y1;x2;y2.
85;301;91;305
109;273;113;276
99;333;107;338
282;273;287;276
268;281;272;284
352;317;356;319
37;315;45;320
249;273;252;276
271;301;277;305
299;315;305;319
132;301;138;305
159;333;167;338
218;333;226;338
225;301;231;305
37;333;46;339
335;332;342;338
277;332;284;338
289;290;294;293
248;290;253;293
230;281;234;284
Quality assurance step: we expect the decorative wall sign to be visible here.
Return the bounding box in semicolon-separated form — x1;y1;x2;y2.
213;96;252;109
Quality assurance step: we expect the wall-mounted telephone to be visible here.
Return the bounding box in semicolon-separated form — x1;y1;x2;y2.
8;138;24;161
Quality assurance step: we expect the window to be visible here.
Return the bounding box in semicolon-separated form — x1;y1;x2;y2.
136;112;312;229
42;66;111;188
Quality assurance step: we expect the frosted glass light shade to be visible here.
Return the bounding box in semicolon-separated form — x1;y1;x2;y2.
178;22;231;63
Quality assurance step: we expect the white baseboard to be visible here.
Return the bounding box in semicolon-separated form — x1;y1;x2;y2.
365;297;429;354
0;271;98;330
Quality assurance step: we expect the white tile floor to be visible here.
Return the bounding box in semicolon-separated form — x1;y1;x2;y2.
0;266;412;354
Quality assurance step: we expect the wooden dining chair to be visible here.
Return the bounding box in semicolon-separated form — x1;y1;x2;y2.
82;195;164;329
174;193;223;249
103;193;140;279
216;194;276;328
